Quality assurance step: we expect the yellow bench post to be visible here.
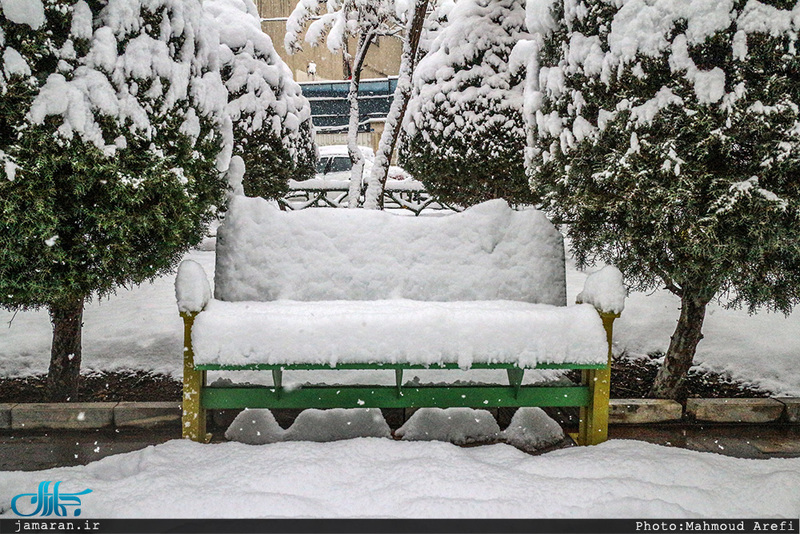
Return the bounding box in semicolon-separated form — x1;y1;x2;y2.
181;312;208;442
578;312;618;446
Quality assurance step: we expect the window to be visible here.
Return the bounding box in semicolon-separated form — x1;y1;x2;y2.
327;157;352;173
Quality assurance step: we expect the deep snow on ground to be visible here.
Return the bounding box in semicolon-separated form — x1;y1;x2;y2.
0;250;215;379
0;439;798;518
1;241;799;395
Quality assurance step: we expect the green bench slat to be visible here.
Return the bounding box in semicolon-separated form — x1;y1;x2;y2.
194;362;606;371
201;385;591;409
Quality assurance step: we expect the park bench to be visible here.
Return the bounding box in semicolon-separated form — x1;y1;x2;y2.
281;177;461;215
176;197;625;445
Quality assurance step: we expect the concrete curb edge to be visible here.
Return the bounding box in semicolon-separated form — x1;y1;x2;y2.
1;398;798;430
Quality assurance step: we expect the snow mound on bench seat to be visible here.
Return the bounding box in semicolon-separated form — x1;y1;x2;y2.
192;300;607;366
214;197;567;305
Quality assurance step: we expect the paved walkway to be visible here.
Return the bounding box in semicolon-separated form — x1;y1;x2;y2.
0;424;798;472
610;424;800;458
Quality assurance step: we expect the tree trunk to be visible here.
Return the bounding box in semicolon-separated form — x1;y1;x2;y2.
47;296;85;401
346;32;375;208
342;39;353;80
648;293;709;400
363;0;429;209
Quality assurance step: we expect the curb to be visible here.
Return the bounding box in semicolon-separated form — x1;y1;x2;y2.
0;398;798;430
1;402;181;430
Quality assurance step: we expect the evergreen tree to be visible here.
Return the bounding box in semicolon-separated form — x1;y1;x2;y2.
206;0;316;200
526;0;800;398
0;0;230;400
400;0;534;207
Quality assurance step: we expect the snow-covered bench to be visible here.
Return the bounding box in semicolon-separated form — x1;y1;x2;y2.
176;197;625;444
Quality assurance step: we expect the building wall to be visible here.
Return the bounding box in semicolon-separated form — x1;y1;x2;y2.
258;1;402;82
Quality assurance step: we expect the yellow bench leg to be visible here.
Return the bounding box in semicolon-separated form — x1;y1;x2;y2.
578;313;616;445
181;312;208;442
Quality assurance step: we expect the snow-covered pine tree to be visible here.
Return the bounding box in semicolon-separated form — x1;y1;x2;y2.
0;0;230;400
399;0;534;207
206;0;316;200
286;0;399;207
526;0;800;399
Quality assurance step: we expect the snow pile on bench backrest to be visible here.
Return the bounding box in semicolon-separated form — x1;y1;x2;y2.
214;197;566;305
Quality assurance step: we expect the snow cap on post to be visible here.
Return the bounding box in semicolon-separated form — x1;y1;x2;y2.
576;265;626;315
176;260;212;313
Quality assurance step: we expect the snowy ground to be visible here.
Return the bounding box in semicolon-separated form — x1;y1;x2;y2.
1;439;798;518
1;242;798;395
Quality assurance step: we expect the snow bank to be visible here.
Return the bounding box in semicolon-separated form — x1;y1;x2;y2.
396;408;501;444
224;408;284;444
284;409;391;442
576;265;626;314
225;408;391;444
500;407;564;450
175;260;211;313
192;300;608;367
215;197;567;304
2;439;798;518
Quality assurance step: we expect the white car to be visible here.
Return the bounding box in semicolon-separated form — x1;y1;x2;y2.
315;145;411;183
315;145;375;182
285;145;423;209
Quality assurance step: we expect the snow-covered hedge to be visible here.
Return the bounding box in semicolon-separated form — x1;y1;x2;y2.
0;0;230;312
206;0;316;200
525;0;800;306
0;0;312;398
400;0;534;207
523;0;800;397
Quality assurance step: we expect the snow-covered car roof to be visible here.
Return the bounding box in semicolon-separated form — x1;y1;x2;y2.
318;145;375;158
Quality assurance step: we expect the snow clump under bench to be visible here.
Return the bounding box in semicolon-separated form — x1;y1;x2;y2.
176;196;625;444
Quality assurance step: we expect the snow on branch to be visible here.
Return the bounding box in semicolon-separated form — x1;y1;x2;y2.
285;0;327;53
714;177;789;214
285;0;400;56
23;0;230;159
